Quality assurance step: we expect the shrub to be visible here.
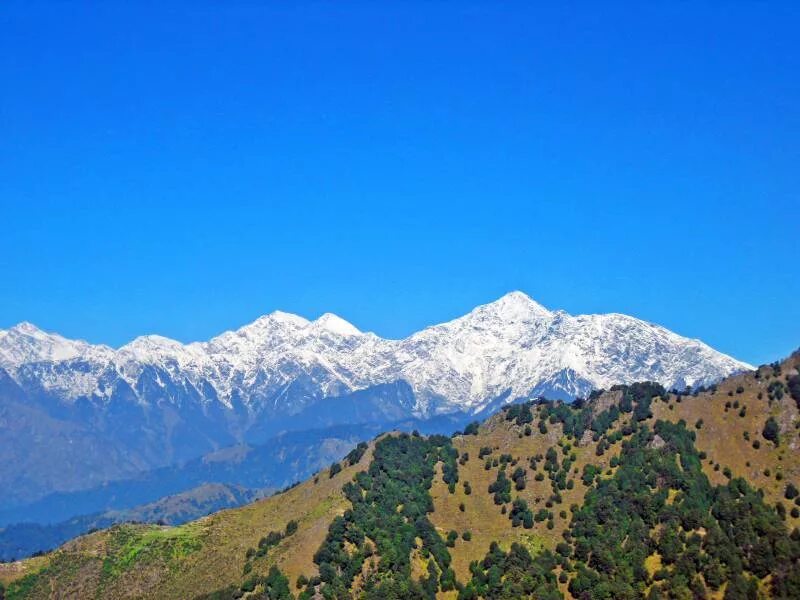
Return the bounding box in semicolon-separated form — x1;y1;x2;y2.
463;421;480;436
345;442;368;466
488;470;512;505
788;375;800;405
763;417;780;445
446;530;458;547
508;498;534;529
786;483;799;500
511;466;526;491
241;575;259;593
285;520;298;536
258;530;283;553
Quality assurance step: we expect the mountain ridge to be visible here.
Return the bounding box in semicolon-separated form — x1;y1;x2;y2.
0;291;750;415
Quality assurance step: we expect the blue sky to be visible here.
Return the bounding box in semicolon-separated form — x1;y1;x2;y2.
1;2;798;365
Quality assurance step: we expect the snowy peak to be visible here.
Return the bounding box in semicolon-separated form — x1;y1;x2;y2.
0;322;111;368
486;291;551;318
461;291;552;326
244;311;311;333
313;313;362;337
9;321;45;336
207;311;312;351
119;335;194;363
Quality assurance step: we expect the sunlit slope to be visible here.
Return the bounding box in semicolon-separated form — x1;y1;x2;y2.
432;351;800;584
2;351;799;599
0;444;373;599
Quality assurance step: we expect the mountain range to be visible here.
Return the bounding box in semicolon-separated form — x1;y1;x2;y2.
0;292;749;514
0;292;749;416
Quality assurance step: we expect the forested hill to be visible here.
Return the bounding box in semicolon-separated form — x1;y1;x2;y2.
2;350;799;600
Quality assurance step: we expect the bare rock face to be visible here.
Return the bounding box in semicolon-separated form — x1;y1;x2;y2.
648;435;667;450
590;389;624;417
579;429;595;447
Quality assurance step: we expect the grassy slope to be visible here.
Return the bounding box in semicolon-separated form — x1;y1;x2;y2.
2;352;799;599
430;414;618;585
0;482;265;564
0;444;373;599
653;358;800;520
430;351;800;597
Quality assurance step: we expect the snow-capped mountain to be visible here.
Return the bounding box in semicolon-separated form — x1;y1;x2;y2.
0;291;749;417
0;291;751;509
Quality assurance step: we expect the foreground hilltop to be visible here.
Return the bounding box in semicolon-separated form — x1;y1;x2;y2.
2;350;797;600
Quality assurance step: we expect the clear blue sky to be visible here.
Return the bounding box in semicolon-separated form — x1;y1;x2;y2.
1;2;798;365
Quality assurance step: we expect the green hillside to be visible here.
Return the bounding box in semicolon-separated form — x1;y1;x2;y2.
2;351;799;600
